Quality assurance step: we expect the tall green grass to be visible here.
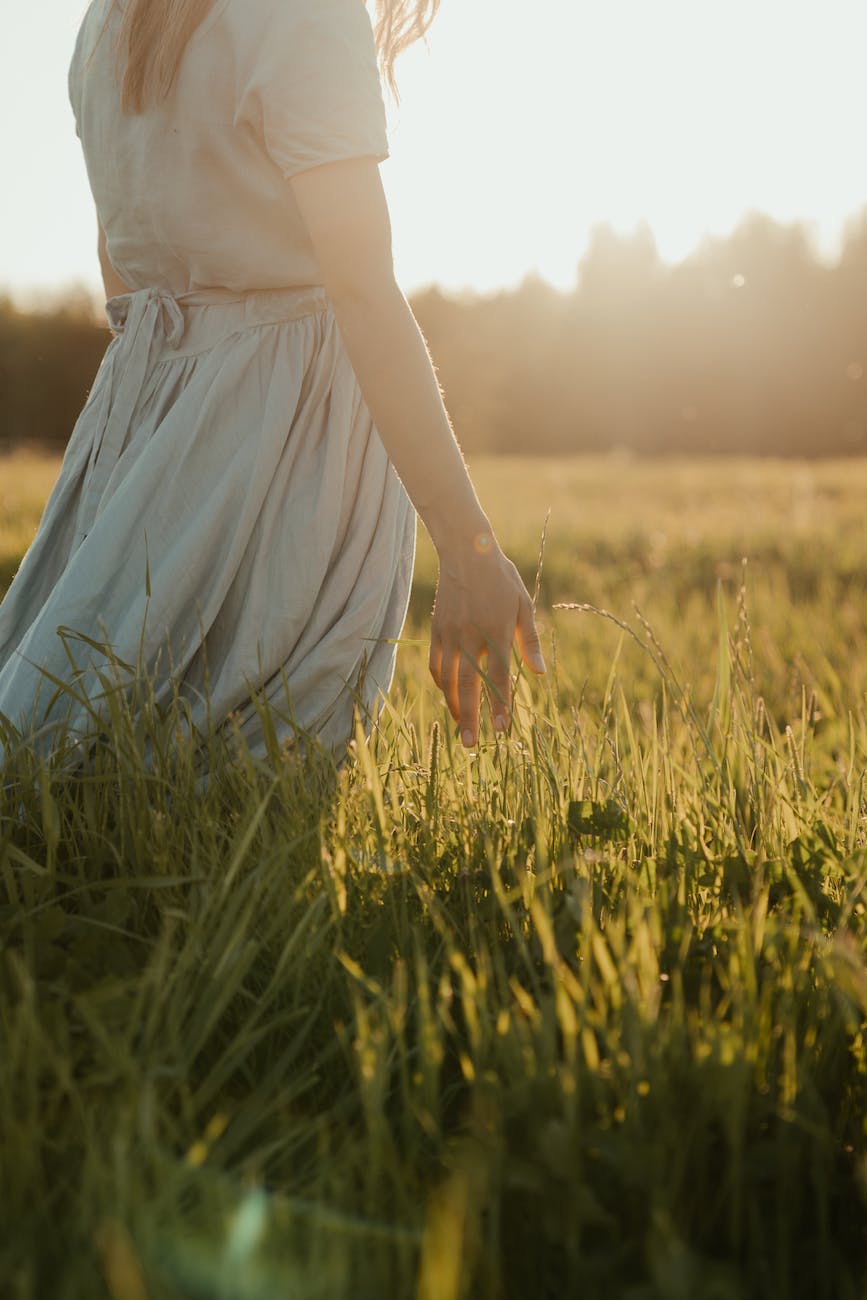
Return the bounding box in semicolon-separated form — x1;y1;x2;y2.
1;456;866;1298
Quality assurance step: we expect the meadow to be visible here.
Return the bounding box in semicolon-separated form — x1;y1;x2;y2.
1;448;866;1299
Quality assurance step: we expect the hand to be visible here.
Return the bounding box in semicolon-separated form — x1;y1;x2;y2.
428;536;546;747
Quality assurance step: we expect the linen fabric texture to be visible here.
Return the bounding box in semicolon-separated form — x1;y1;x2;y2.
0;0;415;768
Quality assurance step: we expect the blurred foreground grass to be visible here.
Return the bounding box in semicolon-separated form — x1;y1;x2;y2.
1;450;866;1299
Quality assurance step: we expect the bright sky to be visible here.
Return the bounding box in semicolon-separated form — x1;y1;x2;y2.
1;0;865;301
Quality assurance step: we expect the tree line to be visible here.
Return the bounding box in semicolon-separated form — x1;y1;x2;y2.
2;207;867;456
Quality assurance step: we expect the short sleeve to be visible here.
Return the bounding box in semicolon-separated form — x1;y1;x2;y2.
237;0;389;179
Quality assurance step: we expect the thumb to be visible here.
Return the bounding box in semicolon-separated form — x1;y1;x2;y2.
516;595;546;673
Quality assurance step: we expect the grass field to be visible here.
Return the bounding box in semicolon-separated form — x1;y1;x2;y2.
1;449;866;1299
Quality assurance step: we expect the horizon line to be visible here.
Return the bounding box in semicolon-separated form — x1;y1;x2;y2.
4;202;867;313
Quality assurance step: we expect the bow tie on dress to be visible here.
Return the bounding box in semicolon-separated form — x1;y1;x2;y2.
107;287;187;348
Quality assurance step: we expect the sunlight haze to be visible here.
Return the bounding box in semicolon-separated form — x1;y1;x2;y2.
1;0;865;300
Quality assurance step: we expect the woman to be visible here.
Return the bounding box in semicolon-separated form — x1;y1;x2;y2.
0;0;545;766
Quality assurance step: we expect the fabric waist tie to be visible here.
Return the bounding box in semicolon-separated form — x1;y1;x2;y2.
76;284;329;543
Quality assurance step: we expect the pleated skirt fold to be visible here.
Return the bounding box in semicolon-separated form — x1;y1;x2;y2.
0;285;416;766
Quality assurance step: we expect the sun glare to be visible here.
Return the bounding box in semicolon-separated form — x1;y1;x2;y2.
383;0;866;292
0;0;865;296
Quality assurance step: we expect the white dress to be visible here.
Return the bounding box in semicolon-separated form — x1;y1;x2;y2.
0;0;416;766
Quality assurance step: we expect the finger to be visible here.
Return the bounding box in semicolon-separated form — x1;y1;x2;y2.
457;647;483;747
429;635;443;690
485;636;512;732
441;641;461;725
516;595;546;673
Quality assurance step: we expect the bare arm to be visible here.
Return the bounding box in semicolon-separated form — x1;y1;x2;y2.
290;159;545;746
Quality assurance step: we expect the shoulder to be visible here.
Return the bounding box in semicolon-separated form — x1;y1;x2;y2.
69;0;114;70
68;0;115;122
229;0;387;175
227;0;381;96
223;0;377;53
223;0;374;22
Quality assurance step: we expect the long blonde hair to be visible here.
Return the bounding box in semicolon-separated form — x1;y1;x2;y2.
117;0;439;112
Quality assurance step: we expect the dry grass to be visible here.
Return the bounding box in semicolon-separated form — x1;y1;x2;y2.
2;450;866;1300
0;447;63;589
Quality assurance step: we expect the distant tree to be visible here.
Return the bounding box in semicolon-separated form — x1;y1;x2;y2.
3;207;867;457
0;295;108;449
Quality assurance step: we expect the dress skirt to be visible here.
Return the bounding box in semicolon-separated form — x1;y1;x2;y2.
0;285;416;767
